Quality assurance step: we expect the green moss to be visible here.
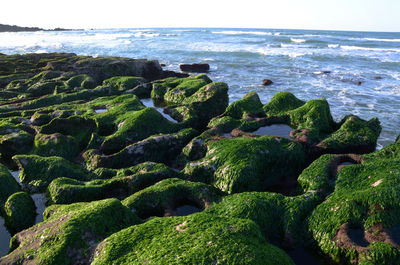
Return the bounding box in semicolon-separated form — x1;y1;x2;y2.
100;107;183;154
86;128;198;169
32;133;80;161
91;212;294;265
223;92;265;119
317;115;381;152
65;74;95;89
4;192;36;234
263;91;306;115
122;178;222;219
164;78;208;105
0;163;20;209
0;129;34;159
102;76;146;91
1;198;140;265
184;136;306;194
48;162;184;204
308;142;400;264
12;154;88;192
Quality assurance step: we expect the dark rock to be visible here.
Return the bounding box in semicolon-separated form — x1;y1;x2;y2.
262;79;273;86
374;76;383;80
160;63;166;67
322;71;331;74
161;70;189;78
179;63;210;73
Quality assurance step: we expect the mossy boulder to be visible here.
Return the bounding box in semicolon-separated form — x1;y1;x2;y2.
32;133;80;161
12;155;88;192
0;198;140;265
3;192;36;234
86;128;197;169
102;76;146;91
308;142;400;264
0;163;20;209
122;178;223;219
64;74;95;89
263;91;306;115
223;91;265;119
163;76;210;105
0;129;34;159
48;163;184;204
184;136;306;194
91;212;294;265
100;107;183;154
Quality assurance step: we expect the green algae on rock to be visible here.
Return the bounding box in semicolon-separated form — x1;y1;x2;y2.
0;198;140;265
91;212;295;265
3;192;36;234
12;154;88;192
48;162;184;204
0;164;20;209
122;178;223;219
308;141;400;264
184;136;306;194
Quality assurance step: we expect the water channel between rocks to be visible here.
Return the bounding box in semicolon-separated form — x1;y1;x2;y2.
141;98;178;123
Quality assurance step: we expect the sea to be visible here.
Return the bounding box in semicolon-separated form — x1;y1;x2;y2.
0;28;399;148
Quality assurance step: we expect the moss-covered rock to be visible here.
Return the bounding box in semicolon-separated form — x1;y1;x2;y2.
223;91;265;119
263;91;306;115
0;129;34;160
12;154;88;192
0;163;20;209
32;133;80;161
122;178;223;219
48;163;184;204
102;76;146;91
91;212;294;265
3;192;36;234
308;141;400;264
184;136;306;194
86;128;198;169
0;198;140;265
100;107;183;154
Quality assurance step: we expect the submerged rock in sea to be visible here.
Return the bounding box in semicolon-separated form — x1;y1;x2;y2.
0;52;397;264
179;63;210;73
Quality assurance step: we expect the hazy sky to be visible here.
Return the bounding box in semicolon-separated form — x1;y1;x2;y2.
1;0;399;32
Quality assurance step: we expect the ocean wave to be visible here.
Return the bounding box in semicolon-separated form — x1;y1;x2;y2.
328;44;340;48
212;31;272;36
291;38;306;43
363;38;400;42
341;45;400;52
134;32;160;38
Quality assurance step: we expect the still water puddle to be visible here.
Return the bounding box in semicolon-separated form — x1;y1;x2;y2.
32;193;46;224
95;108;107;113
174;205;202;216
141;98;178;123
0;217;11;257
10;170;20;184
252;124;293;139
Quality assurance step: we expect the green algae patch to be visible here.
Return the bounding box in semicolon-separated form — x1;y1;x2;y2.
0;163;20;210
317;115;381;153
86;128;198;169
122;178;223;219
263;91;306;115
32;133;80;161
100;107;183;154
223;91;265;119
184;136;306;194
48;162;184;204
91;212;294;265
308;142;400;264
102;76;146;91
4;192;35;234
12;154;88;192
0;198;140;265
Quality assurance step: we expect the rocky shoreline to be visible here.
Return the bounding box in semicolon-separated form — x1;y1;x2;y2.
0;53;398;264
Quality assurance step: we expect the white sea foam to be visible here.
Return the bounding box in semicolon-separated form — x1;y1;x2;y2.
363;38;400;42
212;31;272;36
291;38;306;43
134;32;160;38
328;44;340;48
341;45;400;52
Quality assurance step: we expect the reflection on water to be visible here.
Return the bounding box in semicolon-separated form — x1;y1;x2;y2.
252;124;293;139
0;217;11;257
10;170;20;184
95;108;107;113
175;205;202;216
32;193;46;224
141;98;178;123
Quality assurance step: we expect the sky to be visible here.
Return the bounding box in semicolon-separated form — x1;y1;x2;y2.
1;0;399;32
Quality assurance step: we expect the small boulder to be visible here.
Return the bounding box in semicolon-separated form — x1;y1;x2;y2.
262;79;273;86
179;63;210;73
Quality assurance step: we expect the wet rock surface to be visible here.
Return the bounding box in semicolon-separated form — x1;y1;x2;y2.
0;53;396;264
